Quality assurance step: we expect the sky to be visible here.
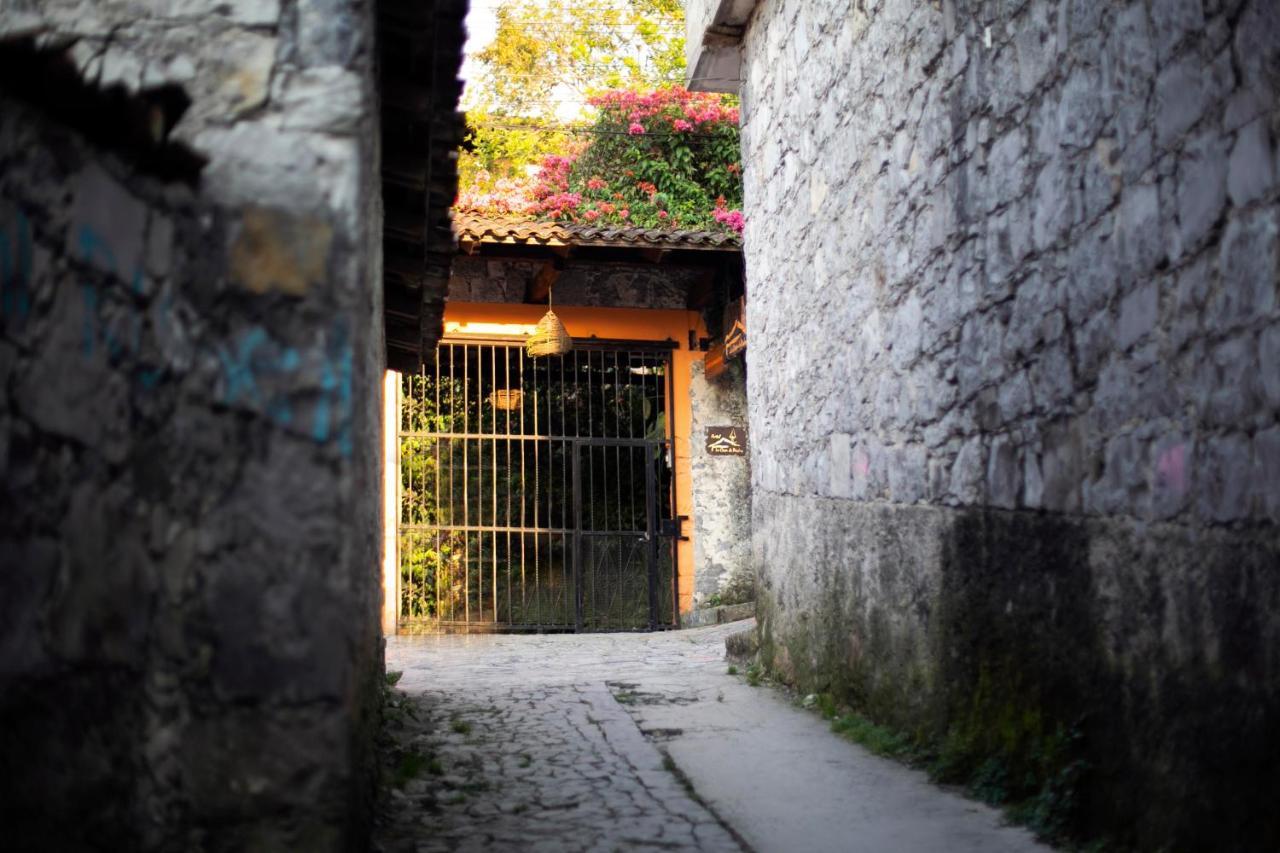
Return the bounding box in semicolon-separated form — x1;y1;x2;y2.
460;0;500;89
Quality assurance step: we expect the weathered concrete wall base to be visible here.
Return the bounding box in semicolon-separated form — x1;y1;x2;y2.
754;491;1280;849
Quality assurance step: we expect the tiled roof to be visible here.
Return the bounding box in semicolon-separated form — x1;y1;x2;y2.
453;213;742;251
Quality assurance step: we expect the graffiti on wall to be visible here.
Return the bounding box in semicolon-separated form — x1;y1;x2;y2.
0;207;32;324
2;192;355;457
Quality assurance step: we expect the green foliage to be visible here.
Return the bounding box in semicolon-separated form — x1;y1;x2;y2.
726;664;738;676
745;662;763;686
460;0;686;189
830;712;922;763
385;670;403;687
450;718;473;735
467;0;686;117
456;2;744;232
394;750;429;788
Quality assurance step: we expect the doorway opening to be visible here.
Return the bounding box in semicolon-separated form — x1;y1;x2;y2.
395;339;679;632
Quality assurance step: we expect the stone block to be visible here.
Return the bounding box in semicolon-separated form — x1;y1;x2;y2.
1260;324;1280;410
1197;432;1253;522
1117;182;1163;277
1176;129;1228;254
1086;432;1146;515
1151;0;1206;65
1227;118;1276;208
986;435;1019;509
949;436;984;505
1150;432;1194;519
229;207;334;296
1033;157;1071;250
1233;0;1280;112
162;0;281;26
1201;336;1259;427
887;443;928;504
212;30;276;118
1057;65;1104;149
1256;426;1280;521
1116;281;1159;351
295;0;364;67
67;164;148;282
1029;340;1074;413
1210;209;1279;330
997;370;1033;423
1155;57;1208;149
1041;420;1083;512
828;432;852;498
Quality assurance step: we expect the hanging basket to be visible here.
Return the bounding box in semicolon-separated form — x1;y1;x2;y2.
526;309;573;357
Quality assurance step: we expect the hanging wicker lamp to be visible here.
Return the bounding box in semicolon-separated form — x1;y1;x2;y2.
525;285;573;358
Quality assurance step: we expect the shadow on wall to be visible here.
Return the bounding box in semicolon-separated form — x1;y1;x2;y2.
932;509;1279;849
754;498;1280;850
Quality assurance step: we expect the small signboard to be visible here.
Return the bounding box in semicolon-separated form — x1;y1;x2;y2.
723;297;746;359
705;426;747;456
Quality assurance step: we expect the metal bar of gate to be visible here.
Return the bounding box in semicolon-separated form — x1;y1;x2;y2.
573;439;583;630
398;340;677;632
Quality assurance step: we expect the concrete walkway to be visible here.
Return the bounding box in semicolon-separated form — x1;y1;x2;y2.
375;621;1049;853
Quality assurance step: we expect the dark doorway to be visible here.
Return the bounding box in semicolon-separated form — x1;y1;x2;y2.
397;339;678;632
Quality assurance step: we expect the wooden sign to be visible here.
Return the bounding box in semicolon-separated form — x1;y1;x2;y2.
723;297;746;358
705;426;747;456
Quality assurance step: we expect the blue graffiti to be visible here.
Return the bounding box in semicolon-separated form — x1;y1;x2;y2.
13;215;354;456
217;323;354;457
75;223;168;389
0;208;33;322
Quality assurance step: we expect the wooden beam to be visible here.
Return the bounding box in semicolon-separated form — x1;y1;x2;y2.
526;258;563;304
687;267;717;310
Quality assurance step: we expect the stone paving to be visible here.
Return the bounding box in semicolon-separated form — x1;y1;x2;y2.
374;625;745;853
373;621;1048;853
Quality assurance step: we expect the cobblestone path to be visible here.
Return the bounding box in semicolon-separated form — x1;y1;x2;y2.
373;624;747;853
373;621;1046;853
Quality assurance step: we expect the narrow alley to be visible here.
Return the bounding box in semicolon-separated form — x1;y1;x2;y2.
374;622;1046;853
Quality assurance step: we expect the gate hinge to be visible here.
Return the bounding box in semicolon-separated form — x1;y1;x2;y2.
661;515;690;541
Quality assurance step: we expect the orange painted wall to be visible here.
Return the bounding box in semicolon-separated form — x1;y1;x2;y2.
442;301;707;617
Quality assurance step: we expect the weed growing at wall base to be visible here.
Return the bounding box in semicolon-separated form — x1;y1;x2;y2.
804;690;1093;846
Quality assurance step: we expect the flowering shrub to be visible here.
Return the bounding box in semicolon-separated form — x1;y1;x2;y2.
455;86;744;234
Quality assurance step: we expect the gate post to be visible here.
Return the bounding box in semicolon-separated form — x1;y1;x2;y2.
572;439;584;631
381;370;401;636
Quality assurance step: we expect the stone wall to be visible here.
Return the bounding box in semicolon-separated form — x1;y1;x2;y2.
688;359;752;606
731;0;1280;846
448;256;696;309
0;2;385;849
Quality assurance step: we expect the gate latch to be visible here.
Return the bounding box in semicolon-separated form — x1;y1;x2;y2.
660;515;690;541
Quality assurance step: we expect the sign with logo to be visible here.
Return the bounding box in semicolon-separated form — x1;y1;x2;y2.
705;426;747;456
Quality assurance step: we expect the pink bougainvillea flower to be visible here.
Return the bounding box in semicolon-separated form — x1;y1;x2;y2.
658;210;670;220
672;119;692;132
584;209;600;221
628;122;645;135
713;207;745;233
587;176;607;190
619;209;630;219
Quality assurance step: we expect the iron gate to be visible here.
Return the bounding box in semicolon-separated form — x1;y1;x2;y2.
397;339;678;632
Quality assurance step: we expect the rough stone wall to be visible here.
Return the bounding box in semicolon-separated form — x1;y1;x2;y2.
448;256;696;309
0;2;385;849
737;0;1280;846
688;359;752;606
